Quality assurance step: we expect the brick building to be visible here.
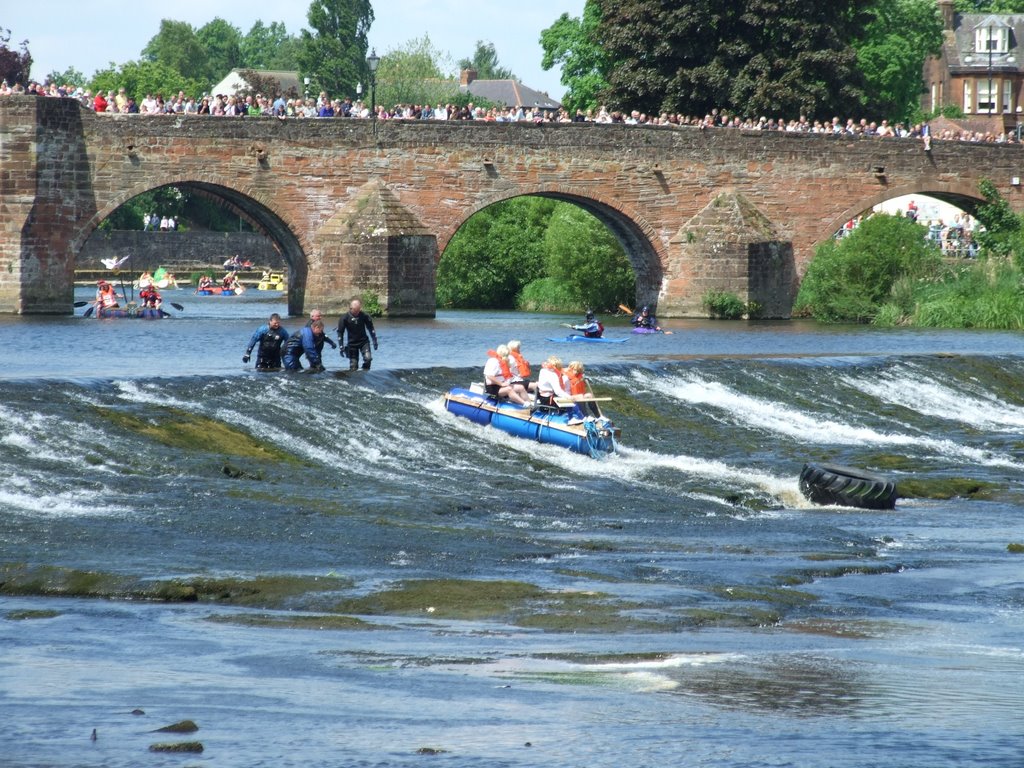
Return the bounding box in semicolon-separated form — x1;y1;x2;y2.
923;0;1024;133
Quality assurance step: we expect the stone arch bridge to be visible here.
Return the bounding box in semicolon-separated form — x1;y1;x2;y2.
3;96;1022;316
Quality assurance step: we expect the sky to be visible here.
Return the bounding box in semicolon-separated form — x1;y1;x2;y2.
4;0;585;98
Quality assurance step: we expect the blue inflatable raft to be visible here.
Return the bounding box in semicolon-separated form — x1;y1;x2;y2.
444;387;619;458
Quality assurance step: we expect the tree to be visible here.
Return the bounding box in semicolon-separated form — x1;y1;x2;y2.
856;0;943;121
593;0;873;119
241;21;301;70
195;18;243;84
142;20;208;83
540;1;610;113
297;0;374;99
0;28;32;85
90;60;205;104
544;205;635;312
46;66;85;88
458;41;514;80
376;36;457;108
955;1;1024;11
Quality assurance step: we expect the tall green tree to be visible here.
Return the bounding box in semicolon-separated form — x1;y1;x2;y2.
46;66;85;88
856;0;943;121
376;36;457;108
297;0;374;99
458;41;514;80
90;60;205;103
955;1;1024;11
142;20;207;83
593;0;873;119
195;18;243;83
0;27;32;85
540;0;610;112
241;21;301;70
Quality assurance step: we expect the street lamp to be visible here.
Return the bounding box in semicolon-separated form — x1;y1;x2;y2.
303;76;310;101
366;48;380;120
988;25;996;116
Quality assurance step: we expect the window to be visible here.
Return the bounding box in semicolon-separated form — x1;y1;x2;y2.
964;80;973;113
978;78;996;113
976;26;1009;55
1004;79;1014;113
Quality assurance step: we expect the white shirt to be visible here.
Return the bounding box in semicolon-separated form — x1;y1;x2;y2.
537;366;569;398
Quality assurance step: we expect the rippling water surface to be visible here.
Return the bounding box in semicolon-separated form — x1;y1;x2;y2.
1;287;1022;767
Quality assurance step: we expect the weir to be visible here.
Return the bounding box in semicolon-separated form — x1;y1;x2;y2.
2;95;1023;317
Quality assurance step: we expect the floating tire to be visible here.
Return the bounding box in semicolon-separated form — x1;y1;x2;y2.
799;463;897;510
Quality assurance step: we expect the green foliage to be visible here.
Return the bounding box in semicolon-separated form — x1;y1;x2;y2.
358;292;383;317
543;205;635;312
458;41;514;80
195;18;243;85
908;259;1024;329
540;1;610;113
376;36;458;108
974;179;1023;261
240;21;301;71
46;66;85;87
955;1;1024;11
794;213;944;323
593;0;871;118
142;20;209;83
517;277;580;312
91;60;205;104
0;27;32;85
101;185;251;233
856;0;944;122
438;198;635;312
437;197;555;309
702;291;748;319
298;0;373;100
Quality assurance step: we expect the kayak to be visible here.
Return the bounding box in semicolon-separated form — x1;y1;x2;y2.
196;287;239;296
546;335;628;344
444;387;619;458
631;327;662;334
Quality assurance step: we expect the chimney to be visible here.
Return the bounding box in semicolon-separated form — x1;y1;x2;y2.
938;0;955;32
460;69;477;87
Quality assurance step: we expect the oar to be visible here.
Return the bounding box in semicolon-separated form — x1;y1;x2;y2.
555;396;612;406
74;300;89;307
169;302;184;311
83;305;95;318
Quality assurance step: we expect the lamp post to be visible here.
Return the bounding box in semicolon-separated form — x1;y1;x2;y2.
303;76;310;102
366;48;380;120
988;24;995;116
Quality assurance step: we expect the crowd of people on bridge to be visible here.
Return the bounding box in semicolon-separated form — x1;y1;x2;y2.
5;75;1024;145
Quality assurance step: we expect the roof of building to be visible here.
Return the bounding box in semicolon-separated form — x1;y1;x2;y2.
209;69;303;98
460;77;561;111
944;13;1024;72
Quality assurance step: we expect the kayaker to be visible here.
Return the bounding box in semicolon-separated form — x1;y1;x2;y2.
632;306;661;331
282;320;326;372
337;299;378;371
197;274;214;292
244;312;290;370
484;344;528;405
570;310;604;338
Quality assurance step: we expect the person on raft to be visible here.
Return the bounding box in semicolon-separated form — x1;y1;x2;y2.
244;312;290;370
282;320;326;372
484;344;529;405
632;305;661;331
337;299;378;371
536;356;585;423
507;339;536;394
95;280;120;310
138;285;162;309
570;310;604;338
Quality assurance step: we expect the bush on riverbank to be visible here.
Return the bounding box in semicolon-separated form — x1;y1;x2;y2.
794;213;943;323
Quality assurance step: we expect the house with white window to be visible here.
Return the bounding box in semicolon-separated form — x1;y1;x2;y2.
922;1;1024;132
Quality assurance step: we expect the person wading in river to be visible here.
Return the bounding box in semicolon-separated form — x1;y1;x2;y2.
337;299;378;371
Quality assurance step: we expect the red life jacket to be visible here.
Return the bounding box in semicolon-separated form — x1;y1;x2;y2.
509;351;531;378
567;370;587;396
486;349;512;380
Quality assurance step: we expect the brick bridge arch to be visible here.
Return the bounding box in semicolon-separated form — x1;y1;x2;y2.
73;176;311;314
441;186;667;307
4;95;1024;316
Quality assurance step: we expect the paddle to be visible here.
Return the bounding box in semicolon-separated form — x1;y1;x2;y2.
74;300;89;307
556;396;612;406
169;302;184;311
83;305;95;318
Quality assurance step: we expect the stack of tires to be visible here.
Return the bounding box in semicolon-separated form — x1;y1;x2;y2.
799;463;898;510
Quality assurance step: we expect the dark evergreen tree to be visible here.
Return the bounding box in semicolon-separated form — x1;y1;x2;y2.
458;41;515;80
593;0;874;119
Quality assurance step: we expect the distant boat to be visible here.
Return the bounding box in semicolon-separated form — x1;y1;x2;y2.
546;335;627;344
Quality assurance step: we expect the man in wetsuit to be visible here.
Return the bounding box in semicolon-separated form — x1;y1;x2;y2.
282;320;326;372
243;312;290;370
337;299;378;371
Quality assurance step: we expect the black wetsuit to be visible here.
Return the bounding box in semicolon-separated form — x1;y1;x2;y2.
337;311;377;370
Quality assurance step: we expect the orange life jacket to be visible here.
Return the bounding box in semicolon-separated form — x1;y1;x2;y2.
486;349;512;380
509;351;531;378
567;370;587;396
98;285;118;308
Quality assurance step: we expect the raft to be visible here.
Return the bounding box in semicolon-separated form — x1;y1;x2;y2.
96;306;169;319
444;387;619;458
196;287;236;296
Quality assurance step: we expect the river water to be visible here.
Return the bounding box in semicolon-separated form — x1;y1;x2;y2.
1;286;1022;767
